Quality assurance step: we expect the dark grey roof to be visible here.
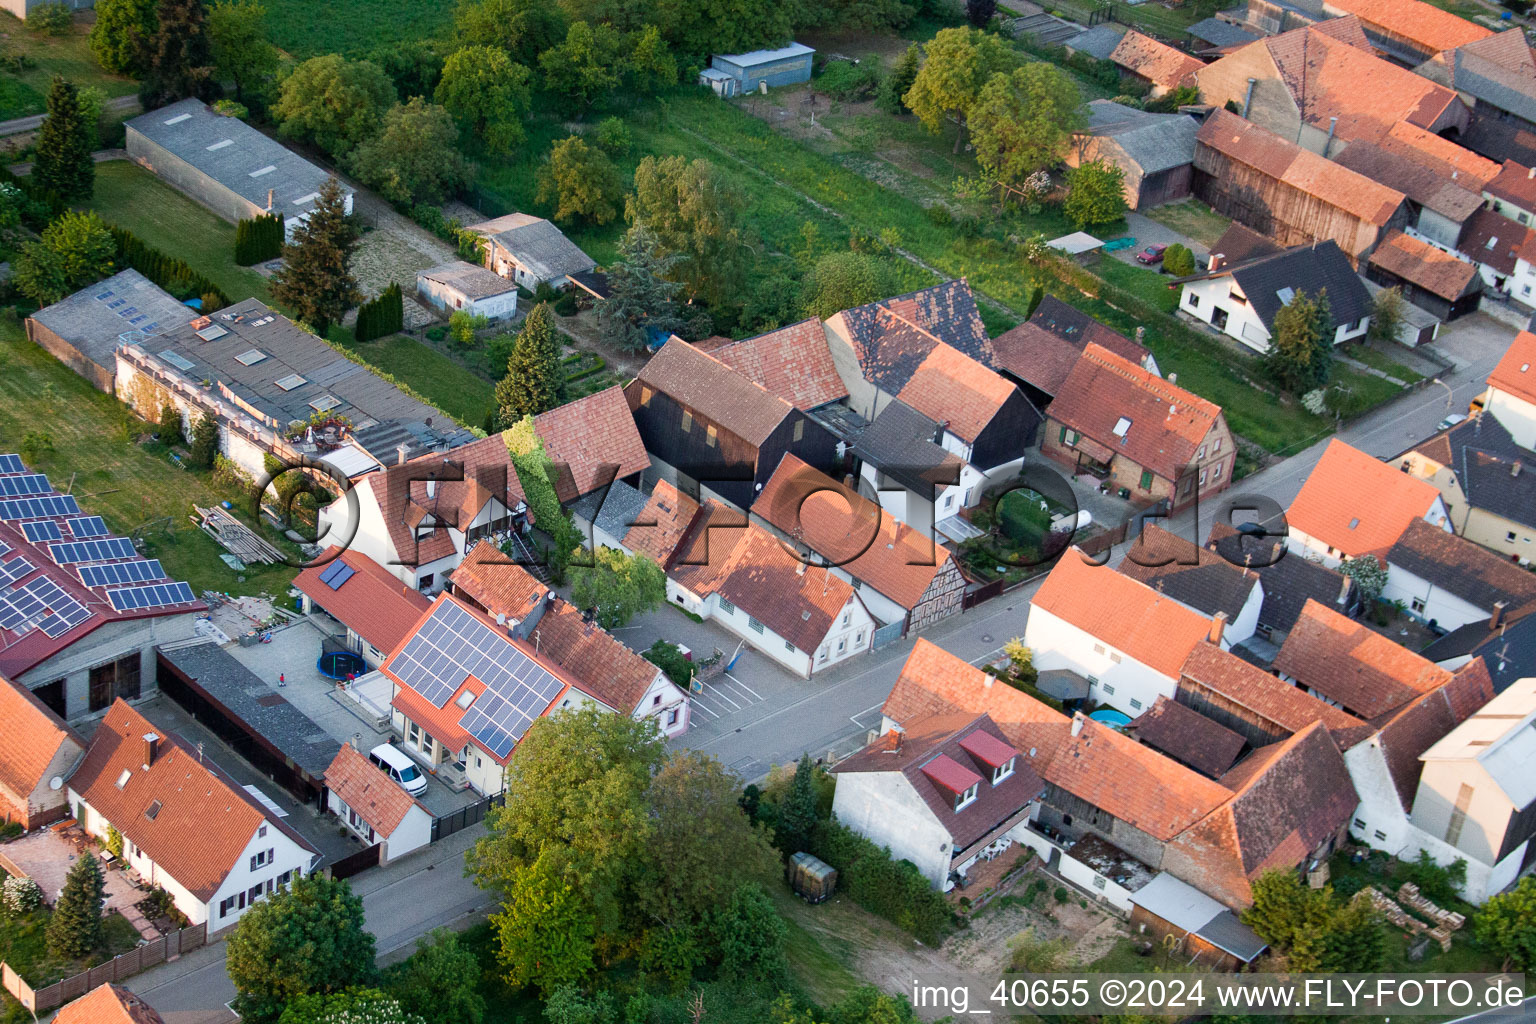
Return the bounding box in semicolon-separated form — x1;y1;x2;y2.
1448;42;1536;125
1462;447;1536;531
1129;872;1267;961
141;298;465;461
1423;613;1536;693
126;99;347;218
1187;17;1259;48
569;478;648;540
418;262;518;300
1199;910;1269;962
1225;241;1372;333
29;269;193;375
1084;101;1200;175
1066;24;1127;59
159;640;341;779
1207;523;1357;634
1386;518;1536;618
851;399;964;497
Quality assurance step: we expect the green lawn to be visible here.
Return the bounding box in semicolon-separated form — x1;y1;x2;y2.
0;903;144;991
340;332;496;428
1343;342;1427;384
0;319;299;598
0;11;137;120
84;160;273;306
1144;200;1232;248
260;0;447;57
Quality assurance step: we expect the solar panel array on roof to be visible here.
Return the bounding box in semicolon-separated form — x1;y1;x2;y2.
0;474;51;497
49;537;137;564
65;516;108;537
79;560;166;588
5;575;88;637
389;600;566;759
0;555;35;587
0;455;23;474
318;561;355;590
21;520;62;544
106;581;195;611
0;495;80;520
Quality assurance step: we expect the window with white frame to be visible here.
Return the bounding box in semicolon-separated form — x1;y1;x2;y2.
954;782;979;811
992;756;1016;784
249;848;273;871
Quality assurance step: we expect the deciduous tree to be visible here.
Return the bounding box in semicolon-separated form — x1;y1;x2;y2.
1062;158;1126;228
140;0;217;107
711;884;788;983
33;76;95;202
1369;285;1406;344
270;177;361;336
368;40;445;99
495;301;564;422
903;27;1013;153
453;0;566;67
537;136;622;226
568;546;666;628
208;0;277;102
90;0;156;75
14;210;117;305
966;0;996;26
969;64;1084;186
274;55;395;157
435;45;532;155
595;226;686;353
1477;875;1536;971
382;930;485;1024
1338;554;1387;603
538;21;624;113
46;852;104;960
226;874;377;1024
348;97;470;206
652;0;791;59
629;24;677;93
1266;288;1333;394
277;989;424;1024
801;251;894;319
626;155;747;306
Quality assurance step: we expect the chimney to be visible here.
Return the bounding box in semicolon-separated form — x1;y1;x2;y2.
1168;373;1178;385
1242;77;1257;118
396;443;409;466
1514;461;1523;478
1529;166;1534;180
426;477;437;498
1490;600;1508;631
1323;116;1338;158
1071;713;1085;737
982;672;993;688
1209;611;1228;646
1337;572;1352;605
142;732;159;768
1135;326;1146;346
266;188;274;211
1209;252;1224;271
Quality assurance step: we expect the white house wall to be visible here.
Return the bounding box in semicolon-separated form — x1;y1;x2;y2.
1381;565;1490;631
1058;846;1137;911
1023;605;1183;716
1180;278;1273;353
1484;387;1536;451
203;823;314;933
831;771;954;889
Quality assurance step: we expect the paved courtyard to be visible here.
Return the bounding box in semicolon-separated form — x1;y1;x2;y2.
1;828;157;937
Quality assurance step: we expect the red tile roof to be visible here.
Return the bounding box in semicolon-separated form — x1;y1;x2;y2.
623;480;701;566
70;701;317;900
449;542;548;620
712;319;849;411
1130;695;1247;777
1047;343;1227;484
959;728;1019;767
1324;0;1491;54
633;338;795;447
1487;160;1536;210
896;340;1018;444
1273;600;1452;718
990;321;1085;397
1368;231;1482;301
1032;549;1217;678
525;600;662;713
753;454;954;610
1218;721;1357;876
921;752;984;794
293;548;431;655
531;386;650;504
1196;110;1407;229
55;985;166;1024
1488;330;1536;406
1178;643;1372;744
1459;208;1536;277
324;742;427;836
1287;439;1443;558
0;674;82;809
1110;30;1205;89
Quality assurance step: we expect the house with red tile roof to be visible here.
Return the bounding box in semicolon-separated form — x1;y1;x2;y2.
1040;343;1234;512
1480;329;1536;450
751;454;965;636
1457;207;1536;305
1286;438;1450;565
54;984;166;1024
0;674;83;828
1196;21;1469;157
323;742;432;864
320;386;647;594
1274;599;1455;718
711;319;849;412
832;712;1047;890
1365;231;1483;322
1176;642;1373;750
1109;31;1205;97
858;640;1359;909
1025;548;1230;718
68;700;319;933
293;547;432;667
1324;0;1490;65
448;544;690;737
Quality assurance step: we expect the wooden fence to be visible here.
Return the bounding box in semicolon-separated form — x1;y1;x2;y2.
1;923;207;1013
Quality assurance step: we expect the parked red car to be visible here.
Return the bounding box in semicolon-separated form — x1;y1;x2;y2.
1135;243;1168;265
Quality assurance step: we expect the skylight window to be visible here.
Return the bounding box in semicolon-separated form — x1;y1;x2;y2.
145;799;162;820
206;139;234;151
249;165;276;178
195;324;229;342
308;395;340;413
1348;517;1360;529
1112;417;1131;437
115;769;131;789
158;350;195;372
456;689;477;710
292;192;320;206
275;373;307;391
1276;287;1296;304
163;113;191;125
235;349;267;366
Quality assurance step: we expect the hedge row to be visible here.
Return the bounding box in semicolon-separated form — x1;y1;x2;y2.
808;819;954;945
109;225;230;312
355;282;403;343
234;213;284;266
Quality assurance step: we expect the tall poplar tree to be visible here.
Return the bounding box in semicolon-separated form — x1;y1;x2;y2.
33;77;95;202
494;302;564;424
271;177;361;337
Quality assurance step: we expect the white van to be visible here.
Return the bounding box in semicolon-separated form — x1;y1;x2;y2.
369;743;428;796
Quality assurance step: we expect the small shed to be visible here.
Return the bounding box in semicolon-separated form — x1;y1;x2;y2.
788;851;838;903
417;261;520;321
1068;101;1200;210
1128;872;1268;970
699;42;815;97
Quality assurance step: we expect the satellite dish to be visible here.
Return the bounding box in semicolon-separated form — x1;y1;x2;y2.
49;776;63;791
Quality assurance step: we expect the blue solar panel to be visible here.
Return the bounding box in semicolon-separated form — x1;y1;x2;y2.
385;599;566;760
79;560;166;588
65;516;109;537
21;521;62;544
0;495;80;521
0;475;51;497
0;455;23;474
105;581;195;611
6;576;89;636
0;555;34;587
321;563;355;590
49;538;137;564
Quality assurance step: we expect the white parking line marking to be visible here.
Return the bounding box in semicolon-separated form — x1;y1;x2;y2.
723;672;761;699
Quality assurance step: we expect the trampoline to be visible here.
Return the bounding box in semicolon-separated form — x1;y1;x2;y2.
1089;708;1132;731
317;649;367;680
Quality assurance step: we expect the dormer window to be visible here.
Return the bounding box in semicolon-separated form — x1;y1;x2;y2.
954;782;979;811
992;756;1016;784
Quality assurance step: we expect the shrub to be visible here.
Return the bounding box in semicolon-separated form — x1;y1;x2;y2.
1;876;42;915
28;2;73;35
234;212;284;266
809;819;953;944
1053;886;1069;903
0;821;23;843
1162;242;1196;277
355;282;404;342
816;60;881;101
1398;851;1467;905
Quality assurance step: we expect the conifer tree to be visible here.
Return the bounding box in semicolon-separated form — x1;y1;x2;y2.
271;177;360;337
33;77;95;202
140;0;216;108
46;852;105;960
494;302;564;425
775;754;819;858
190;412;219;467
594;227;686;352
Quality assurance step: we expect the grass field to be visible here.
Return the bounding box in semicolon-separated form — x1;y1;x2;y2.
1144;200;1231;248
0;319;299;598
260;0;447;58
85;161;274;305
340;332;497;427
0;12;137;120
